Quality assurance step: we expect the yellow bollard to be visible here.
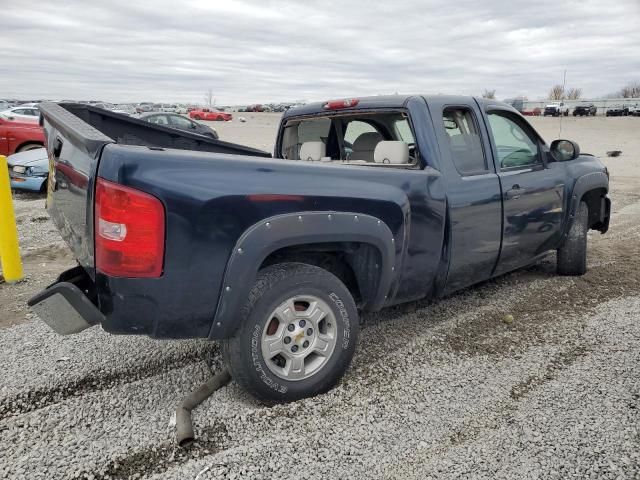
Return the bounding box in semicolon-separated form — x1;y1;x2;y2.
0;155;24;283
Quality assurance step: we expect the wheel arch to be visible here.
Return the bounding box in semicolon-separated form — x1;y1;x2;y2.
209;212;397;339
564;172;610;239
15;141;44;153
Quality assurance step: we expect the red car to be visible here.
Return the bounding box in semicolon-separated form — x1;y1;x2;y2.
0;116;45;156
188;108;232;121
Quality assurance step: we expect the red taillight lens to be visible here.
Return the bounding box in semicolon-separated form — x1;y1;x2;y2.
95;178;165;277
323;98;359;110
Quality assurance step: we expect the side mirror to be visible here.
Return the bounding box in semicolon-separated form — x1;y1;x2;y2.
550;139;580;162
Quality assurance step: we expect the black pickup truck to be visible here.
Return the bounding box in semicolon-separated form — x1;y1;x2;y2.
31;97;611;402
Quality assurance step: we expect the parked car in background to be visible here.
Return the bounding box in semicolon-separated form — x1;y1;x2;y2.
189;108;232;121
0;100;10;111
175;104;188;114
245;104;264;112
628;105;640;116
0;116;45;156
521;108;542;116
605;105;626;116
159;104;177;113
0;105;40;122
7;148;48;192
112;104;137;116
543;104;569;116
573;103;597;116
136;103;154;114
138;112;219;138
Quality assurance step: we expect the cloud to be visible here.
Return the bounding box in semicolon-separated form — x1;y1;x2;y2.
1;0;639;104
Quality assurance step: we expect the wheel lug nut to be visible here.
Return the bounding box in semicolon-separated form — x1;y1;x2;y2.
306;328;313;336
291;345;299;353
299;319;306;327
303;340;309;348
284;337;291;344
287;324;295;332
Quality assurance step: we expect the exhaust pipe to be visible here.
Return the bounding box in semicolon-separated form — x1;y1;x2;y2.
176;369;231;447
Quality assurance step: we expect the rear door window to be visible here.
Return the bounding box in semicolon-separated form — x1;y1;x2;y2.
442;107;488;175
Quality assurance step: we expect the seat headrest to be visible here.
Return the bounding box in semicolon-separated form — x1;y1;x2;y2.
299;141;326;161
352;132;384;151
374;141;410;164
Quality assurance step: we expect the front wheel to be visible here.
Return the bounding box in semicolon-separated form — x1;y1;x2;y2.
557;202;589;275
222;263;359;403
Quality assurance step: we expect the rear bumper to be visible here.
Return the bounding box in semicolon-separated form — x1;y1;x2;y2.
28;266;104;335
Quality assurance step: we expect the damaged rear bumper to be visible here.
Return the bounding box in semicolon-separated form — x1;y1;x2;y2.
28;266;104;335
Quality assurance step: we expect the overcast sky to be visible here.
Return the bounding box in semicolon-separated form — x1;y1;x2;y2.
2;0;639;104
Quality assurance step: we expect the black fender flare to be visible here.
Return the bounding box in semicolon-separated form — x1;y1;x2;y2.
208;211;397;339
562;172;610;240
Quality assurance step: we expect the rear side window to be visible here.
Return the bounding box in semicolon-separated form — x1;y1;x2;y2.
442;107;488;175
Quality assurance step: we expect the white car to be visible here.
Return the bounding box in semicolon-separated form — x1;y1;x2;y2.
0;105;40;122
112;104;137;116
159;104;177;113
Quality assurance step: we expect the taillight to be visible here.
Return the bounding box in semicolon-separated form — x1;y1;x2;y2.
95;178;165;277
323;98;359;110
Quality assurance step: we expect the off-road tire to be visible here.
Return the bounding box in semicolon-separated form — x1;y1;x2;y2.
222;262;359;403
557;201;589;275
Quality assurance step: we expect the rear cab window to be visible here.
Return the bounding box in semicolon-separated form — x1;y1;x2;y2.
280;111;418;168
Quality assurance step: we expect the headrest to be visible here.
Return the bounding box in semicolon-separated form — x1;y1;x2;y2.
374;141;410;164
352;132;384;151
299;141;326;161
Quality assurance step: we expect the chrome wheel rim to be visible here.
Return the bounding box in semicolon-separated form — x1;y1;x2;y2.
261;295;337;381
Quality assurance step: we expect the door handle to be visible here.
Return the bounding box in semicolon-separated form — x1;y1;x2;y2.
506;185;526;199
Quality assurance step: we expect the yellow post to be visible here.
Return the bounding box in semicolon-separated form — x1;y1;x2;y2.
0;155;24;283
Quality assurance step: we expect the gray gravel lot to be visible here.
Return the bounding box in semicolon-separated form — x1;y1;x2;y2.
0;115;638;479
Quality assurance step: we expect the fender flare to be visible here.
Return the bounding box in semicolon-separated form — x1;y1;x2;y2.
208;211;397;339
562;171;609;240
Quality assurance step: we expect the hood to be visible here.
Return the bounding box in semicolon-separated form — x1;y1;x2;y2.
7;148;48;167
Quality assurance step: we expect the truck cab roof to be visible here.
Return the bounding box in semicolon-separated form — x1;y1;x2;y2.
283;94;515;118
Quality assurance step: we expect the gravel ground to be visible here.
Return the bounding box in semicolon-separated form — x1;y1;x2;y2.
0;115;638;479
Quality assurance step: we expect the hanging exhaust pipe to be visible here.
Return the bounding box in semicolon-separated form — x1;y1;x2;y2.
176;369;231;447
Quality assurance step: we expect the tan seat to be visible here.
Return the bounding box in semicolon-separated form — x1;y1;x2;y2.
299;141;326;161
373;141;410;164
350;132;383;161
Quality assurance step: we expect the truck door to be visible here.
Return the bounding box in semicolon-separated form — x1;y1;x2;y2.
483;108;564;274
426;99;503;294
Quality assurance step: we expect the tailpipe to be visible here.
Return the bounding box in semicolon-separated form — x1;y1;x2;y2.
176;369;231;447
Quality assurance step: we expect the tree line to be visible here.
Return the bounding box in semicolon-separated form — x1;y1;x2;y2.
481;80;640;101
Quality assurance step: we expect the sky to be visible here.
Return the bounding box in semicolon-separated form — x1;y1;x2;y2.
1;0;639;105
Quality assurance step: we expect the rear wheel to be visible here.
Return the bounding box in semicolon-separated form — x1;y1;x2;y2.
222;263;359;403
557;201;589;276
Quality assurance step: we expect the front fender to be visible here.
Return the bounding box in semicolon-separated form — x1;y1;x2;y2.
562;171;609;239
208;211;397;339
